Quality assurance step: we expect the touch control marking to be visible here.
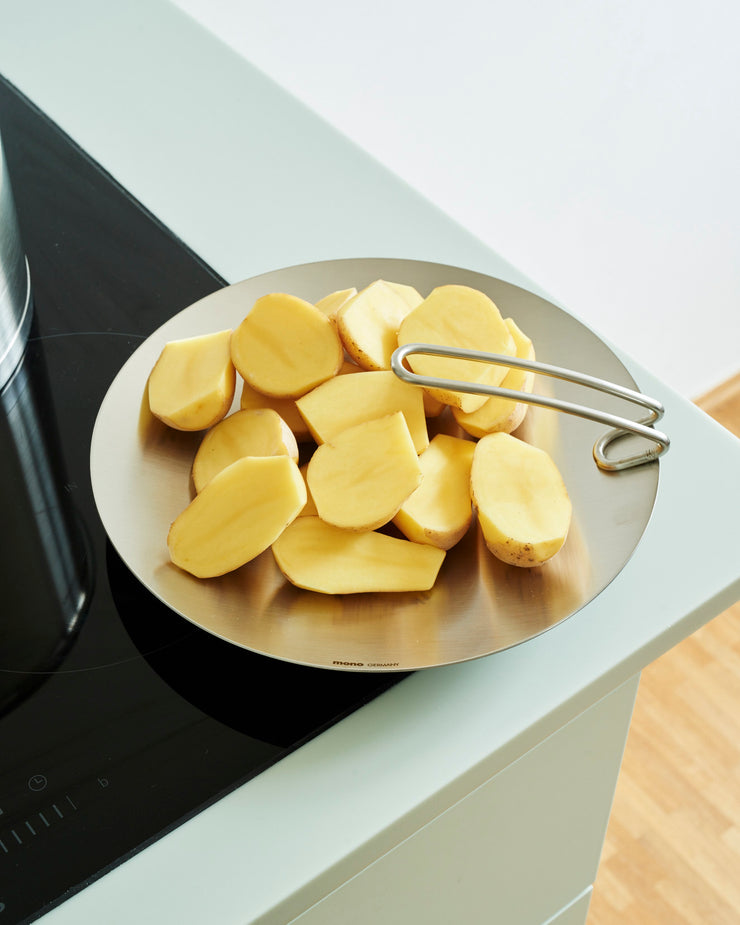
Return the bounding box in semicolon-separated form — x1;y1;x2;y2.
27;775;47;792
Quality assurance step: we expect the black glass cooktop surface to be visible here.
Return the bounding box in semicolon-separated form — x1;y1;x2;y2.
0;77;408;924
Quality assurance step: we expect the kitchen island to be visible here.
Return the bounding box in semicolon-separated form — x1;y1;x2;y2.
1;3;738;923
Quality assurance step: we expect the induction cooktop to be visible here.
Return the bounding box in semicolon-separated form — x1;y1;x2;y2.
0;76;407;924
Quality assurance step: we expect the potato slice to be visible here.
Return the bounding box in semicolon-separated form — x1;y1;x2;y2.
453;318;536;438
231;292;343;398
307;411;422;531
336;279;422;371
148;329;236;431
168;455;306;578
296;369;428;453
393;434;475;549
314;287;357;323
384;280;425;309
272;516;446;594
191;408;299;493
397;284;516;413
239;379;312;442
471;433;571;567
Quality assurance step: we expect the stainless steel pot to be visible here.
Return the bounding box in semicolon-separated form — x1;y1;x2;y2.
0;130;32;388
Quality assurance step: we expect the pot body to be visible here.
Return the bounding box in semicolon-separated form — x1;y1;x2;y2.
0;130;31;388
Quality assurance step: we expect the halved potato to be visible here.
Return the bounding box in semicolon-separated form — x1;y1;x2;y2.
191;408;299;493
397;284;516;413
296;369;429;453
148;329;235;431
393;434;475;549
471;432;571;567
336;279;422;371
272;516;446;594
239;379;312;442
307;411;422;531
168;455;306;578
231;292;343;398
314;287;357;323
384;280;425;309
453;317;536;437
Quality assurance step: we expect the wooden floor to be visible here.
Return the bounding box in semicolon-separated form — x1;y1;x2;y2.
587;372;740;925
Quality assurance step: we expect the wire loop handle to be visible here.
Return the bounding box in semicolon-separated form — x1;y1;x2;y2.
391;343;669;472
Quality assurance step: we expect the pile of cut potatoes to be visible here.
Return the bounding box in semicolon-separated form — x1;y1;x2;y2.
147;280;572;594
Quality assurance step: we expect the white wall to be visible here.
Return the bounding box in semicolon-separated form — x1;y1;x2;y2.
172;0;740;399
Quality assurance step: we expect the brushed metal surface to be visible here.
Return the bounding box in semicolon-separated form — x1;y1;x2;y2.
0;131;32;388
90;258;659;671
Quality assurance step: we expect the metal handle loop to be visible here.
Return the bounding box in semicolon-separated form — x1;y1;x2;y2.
391;343;669;472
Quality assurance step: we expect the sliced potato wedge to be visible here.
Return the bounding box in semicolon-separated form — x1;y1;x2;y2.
295;369;428;453
231;292;343;398
336;279;422;371
191;408;299;493
314;287;357;323
307;411;422;531
168;455;306;578
272;516;446;594
397;284;516;413
384;280;424;310
239;379;312;442
393;434;475;549
471;432;571;567
453;317;536;437
148;329;235;431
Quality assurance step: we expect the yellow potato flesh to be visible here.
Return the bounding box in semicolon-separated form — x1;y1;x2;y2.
397;284;516;413
314;287;357;322
384;280;424;310
272;516;446;594
453;318;536;438
296;369;429;453
307;411;422;531
191;408;299;493
168;455;307;578
239;379;312;442
336;279;422;371
148;329;236;431
471;433;571;567
393;434;475;549
231;292;343;398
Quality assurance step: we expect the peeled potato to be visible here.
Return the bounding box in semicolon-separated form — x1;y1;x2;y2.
148;329;236;431
384;280;425;310
239;379;312;442
336;279;422;371
231;292;343;398
453;317;536;438
296;369;429;453
168;455;306;578
397;284;516;413
471;432;571;567
314;287;357;323
191;408;299;493
272;516;446;594
307;411;422;531
393;434;475;549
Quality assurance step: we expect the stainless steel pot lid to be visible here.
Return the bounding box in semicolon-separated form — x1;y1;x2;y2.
90;258;659;672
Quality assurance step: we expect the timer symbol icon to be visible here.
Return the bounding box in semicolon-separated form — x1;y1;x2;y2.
27;774;48;792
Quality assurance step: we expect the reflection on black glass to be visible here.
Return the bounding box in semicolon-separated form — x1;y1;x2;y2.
107;542;407;749
0;329;91;712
